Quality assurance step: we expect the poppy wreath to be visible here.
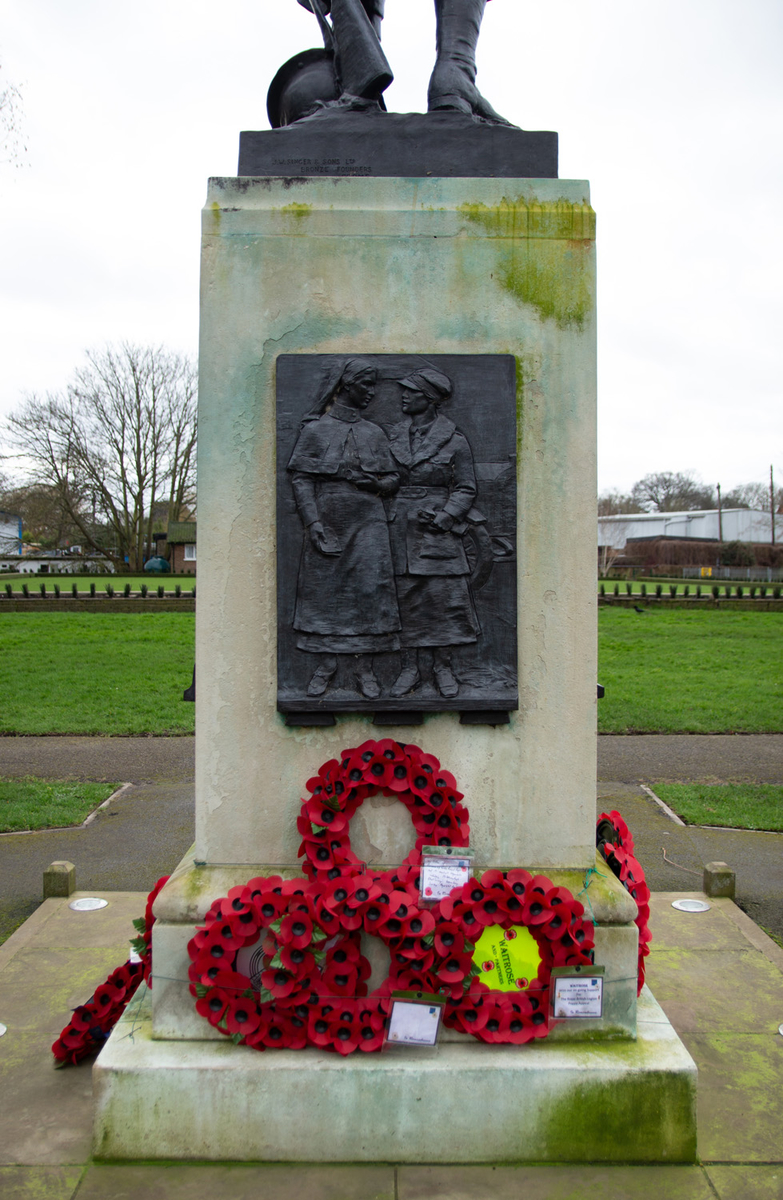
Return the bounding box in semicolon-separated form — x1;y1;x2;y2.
52;875;169;1066
187;740;595;1051
596;810;652;994
296;738;470;884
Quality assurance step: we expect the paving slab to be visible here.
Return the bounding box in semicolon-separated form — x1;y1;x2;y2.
0;1166;85;1200
647;899;750;952
705;1164;783;1200
644;948;783;1033
76;1163;396;1200
0;894;142;1169
681;1033;783;1163
397;1163;716;1199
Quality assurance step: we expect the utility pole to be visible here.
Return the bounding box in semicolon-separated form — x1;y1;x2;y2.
717;483;722;565
771;465;776;545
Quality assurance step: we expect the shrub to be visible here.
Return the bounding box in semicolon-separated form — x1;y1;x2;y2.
655;584;663;598
626;582;633;595
736;585;743;598
124;583;131;598
749;586;757;598
683;585;689;597
191;586;196;598
760;586;767;597
613;583;620;596
140;584;148;598
724;585;731;598
54;583;60;598
90;582;96;598
600;583;605;596
22;583;29;598
4;583;11;598
696;584;702;597
712;585;720;598
39;583;46;598
640;583;647;597
71;582;79;599
175;584;182;598
774;586;781;599
105;583;114;598
669;585;677;598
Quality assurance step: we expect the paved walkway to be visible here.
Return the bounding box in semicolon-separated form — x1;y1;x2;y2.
1;890;781;1198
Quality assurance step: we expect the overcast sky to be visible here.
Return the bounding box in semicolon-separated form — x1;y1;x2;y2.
1;0;781;495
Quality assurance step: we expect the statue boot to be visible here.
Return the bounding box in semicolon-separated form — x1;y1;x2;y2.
428;0;511;126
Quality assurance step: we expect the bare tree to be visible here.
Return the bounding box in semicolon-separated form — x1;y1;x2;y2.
722;480;783;511
6;344;197;569
630;471;716;513
0;57;27;166
597;489;643;517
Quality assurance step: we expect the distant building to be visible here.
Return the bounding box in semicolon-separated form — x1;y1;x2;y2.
599;508;775;552
0;511;23;557
166;521;197;574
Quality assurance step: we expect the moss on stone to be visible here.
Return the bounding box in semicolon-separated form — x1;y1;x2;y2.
458;197;595;330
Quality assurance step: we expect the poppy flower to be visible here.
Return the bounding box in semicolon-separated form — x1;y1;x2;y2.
260;966;299;999
377;890;415;938
356;1008;387;1051
302;796;350;834
278;913;314;949
223;996;262;1037
327;1009;360;1055
195;987;230;1026
521;896;553;926
433;921;465;958
305;757;343;799
279;944;316;976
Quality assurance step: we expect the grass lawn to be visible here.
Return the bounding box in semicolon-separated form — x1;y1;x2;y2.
0;777;118;832
0;613;195;735
598;608;783;733
652;783;783;832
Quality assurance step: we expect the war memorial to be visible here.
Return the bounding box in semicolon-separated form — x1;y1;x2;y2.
93;0;697;1162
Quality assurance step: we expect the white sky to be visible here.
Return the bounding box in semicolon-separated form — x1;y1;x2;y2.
1;0;781;495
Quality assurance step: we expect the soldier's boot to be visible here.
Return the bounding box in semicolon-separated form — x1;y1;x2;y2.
428;0;511;125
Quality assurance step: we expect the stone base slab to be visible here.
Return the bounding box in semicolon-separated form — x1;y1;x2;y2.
93;986;696;1163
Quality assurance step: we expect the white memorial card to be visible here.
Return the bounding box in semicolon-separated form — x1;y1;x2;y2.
386;999;442;1047
419;847;474;905
552;974;604;1019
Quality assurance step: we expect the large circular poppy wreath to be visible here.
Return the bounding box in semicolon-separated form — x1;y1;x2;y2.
187;740;596;1053
596;810;652;994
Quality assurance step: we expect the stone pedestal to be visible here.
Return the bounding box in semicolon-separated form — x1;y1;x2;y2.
93;173;697;1163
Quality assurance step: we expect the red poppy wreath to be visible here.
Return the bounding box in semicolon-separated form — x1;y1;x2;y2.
187;740;596;1052
52;874;169;1066
596;810;652;994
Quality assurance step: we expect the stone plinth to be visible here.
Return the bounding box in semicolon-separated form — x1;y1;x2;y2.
94;984;697;1163
194;175;597;871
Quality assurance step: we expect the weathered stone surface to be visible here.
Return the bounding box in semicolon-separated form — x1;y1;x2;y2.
397;1163;716;1200
43;862;75;898
681;1033;783;1163
194;175;597;872
95;985;696;1163
703;861;736;898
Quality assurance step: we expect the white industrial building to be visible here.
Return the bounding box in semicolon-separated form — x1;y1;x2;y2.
598;508;775;551
0;511;22;557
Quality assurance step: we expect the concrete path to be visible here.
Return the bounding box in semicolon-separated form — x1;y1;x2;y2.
1;890;781;1198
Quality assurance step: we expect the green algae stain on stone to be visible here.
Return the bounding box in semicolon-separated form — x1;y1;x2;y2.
458;198;595;330
278;202;313;227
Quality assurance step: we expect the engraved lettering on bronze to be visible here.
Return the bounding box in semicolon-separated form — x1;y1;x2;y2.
277;354;517;715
